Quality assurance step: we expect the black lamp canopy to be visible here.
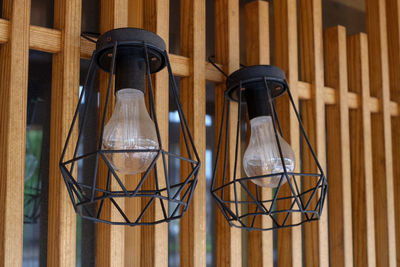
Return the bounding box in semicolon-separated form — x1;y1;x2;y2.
60;27;200;226
210;64;327;231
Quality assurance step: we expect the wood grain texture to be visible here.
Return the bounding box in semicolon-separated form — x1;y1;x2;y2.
95;1;128;267
0;17;398;111
142;0;169;266
324;26;353;267
365;0;397;266
124;2;143;266
0;0;30;266
299;0;329;266
391;116;400;266
128;0;143;29
1;19;398;116
274;0;302;265
47;0;81;266
214;0;241;266
0;20;61;53
30;25;61;53
386;0;400;265
244;2;273;267
0;18;9;43
347;33;376;267
179;0;206;266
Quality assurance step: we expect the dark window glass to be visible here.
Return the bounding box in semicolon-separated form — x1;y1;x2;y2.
206;82;216;267
168;77;181;267
169;0;180;54
76;58;98;267
323;0;366;35
30;0;53;28
23;50;52;267
76;1;99;265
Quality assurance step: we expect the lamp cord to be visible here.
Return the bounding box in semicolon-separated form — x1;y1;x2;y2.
207;55;247;80
81;32;100;43
207;55;229;78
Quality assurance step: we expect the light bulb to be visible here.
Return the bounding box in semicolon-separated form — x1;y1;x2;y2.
243;116;295;188
102;88;158;174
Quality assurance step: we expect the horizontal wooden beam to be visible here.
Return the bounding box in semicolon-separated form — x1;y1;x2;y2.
0;19;9;43
0;19;61;53
0;19;397;115
30;25;61;53
298;81;398;115
78;36;224;82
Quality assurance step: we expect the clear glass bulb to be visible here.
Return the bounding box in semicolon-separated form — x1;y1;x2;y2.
102;88;158;174
243;116;296;188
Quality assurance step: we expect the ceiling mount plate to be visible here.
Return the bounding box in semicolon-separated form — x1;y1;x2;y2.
95;28;167;73
226;65;287;102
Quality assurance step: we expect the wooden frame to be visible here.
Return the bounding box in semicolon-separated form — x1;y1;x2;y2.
0;0;399;266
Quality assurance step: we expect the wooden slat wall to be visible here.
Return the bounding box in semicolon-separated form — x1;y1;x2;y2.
1;0;400;266
0;0;30;266
324;26;353;267
142;1;169;266
125;2;143;266
299;0;329;265
386;0;400;266
365;0;397;266
95;1;128;267
244;2;273;267
348;33;376;267
214;0;241;266
180;0;206;266
274;0;302;265
47;0;81;266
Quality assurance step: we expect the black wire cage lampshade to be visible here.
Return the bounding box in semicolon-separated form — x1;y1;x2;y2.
210;65;327;231
60;28;200;226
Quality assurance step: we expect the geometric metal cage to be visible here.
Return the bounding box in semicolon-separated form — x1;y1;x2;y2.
211;65;327;231
59;28;200;226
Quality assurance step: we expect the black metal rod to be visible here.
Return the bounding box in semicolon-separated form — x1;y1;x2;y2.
221;98;230;201
99;151;129;195
130;151;161;197
285;82;325;177
211;96;227;190
232;81;243;217
143;43;163;150
165;51;201;164
70;57;97;174
60;52;97;164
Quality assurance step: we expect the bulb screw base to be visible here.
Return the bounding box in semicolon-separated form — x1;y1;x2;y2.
114;47;146;93
244;86;274;120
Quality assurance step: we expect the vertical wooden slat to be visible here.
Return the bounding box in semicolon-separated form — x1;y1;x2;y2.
142;1;169;266
214;0;241;266
245;1;269;65
390;115;400;266
273;0;302;266
180;0;206;266
47;0;81;266
386;0;400;265
96;1;128;267
347;33;376;267
299;0;329;266
244;2;273;267
0;0;30;266
125;3;143;266
128;0;143;29
324;25;353;267
365;0;397;266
